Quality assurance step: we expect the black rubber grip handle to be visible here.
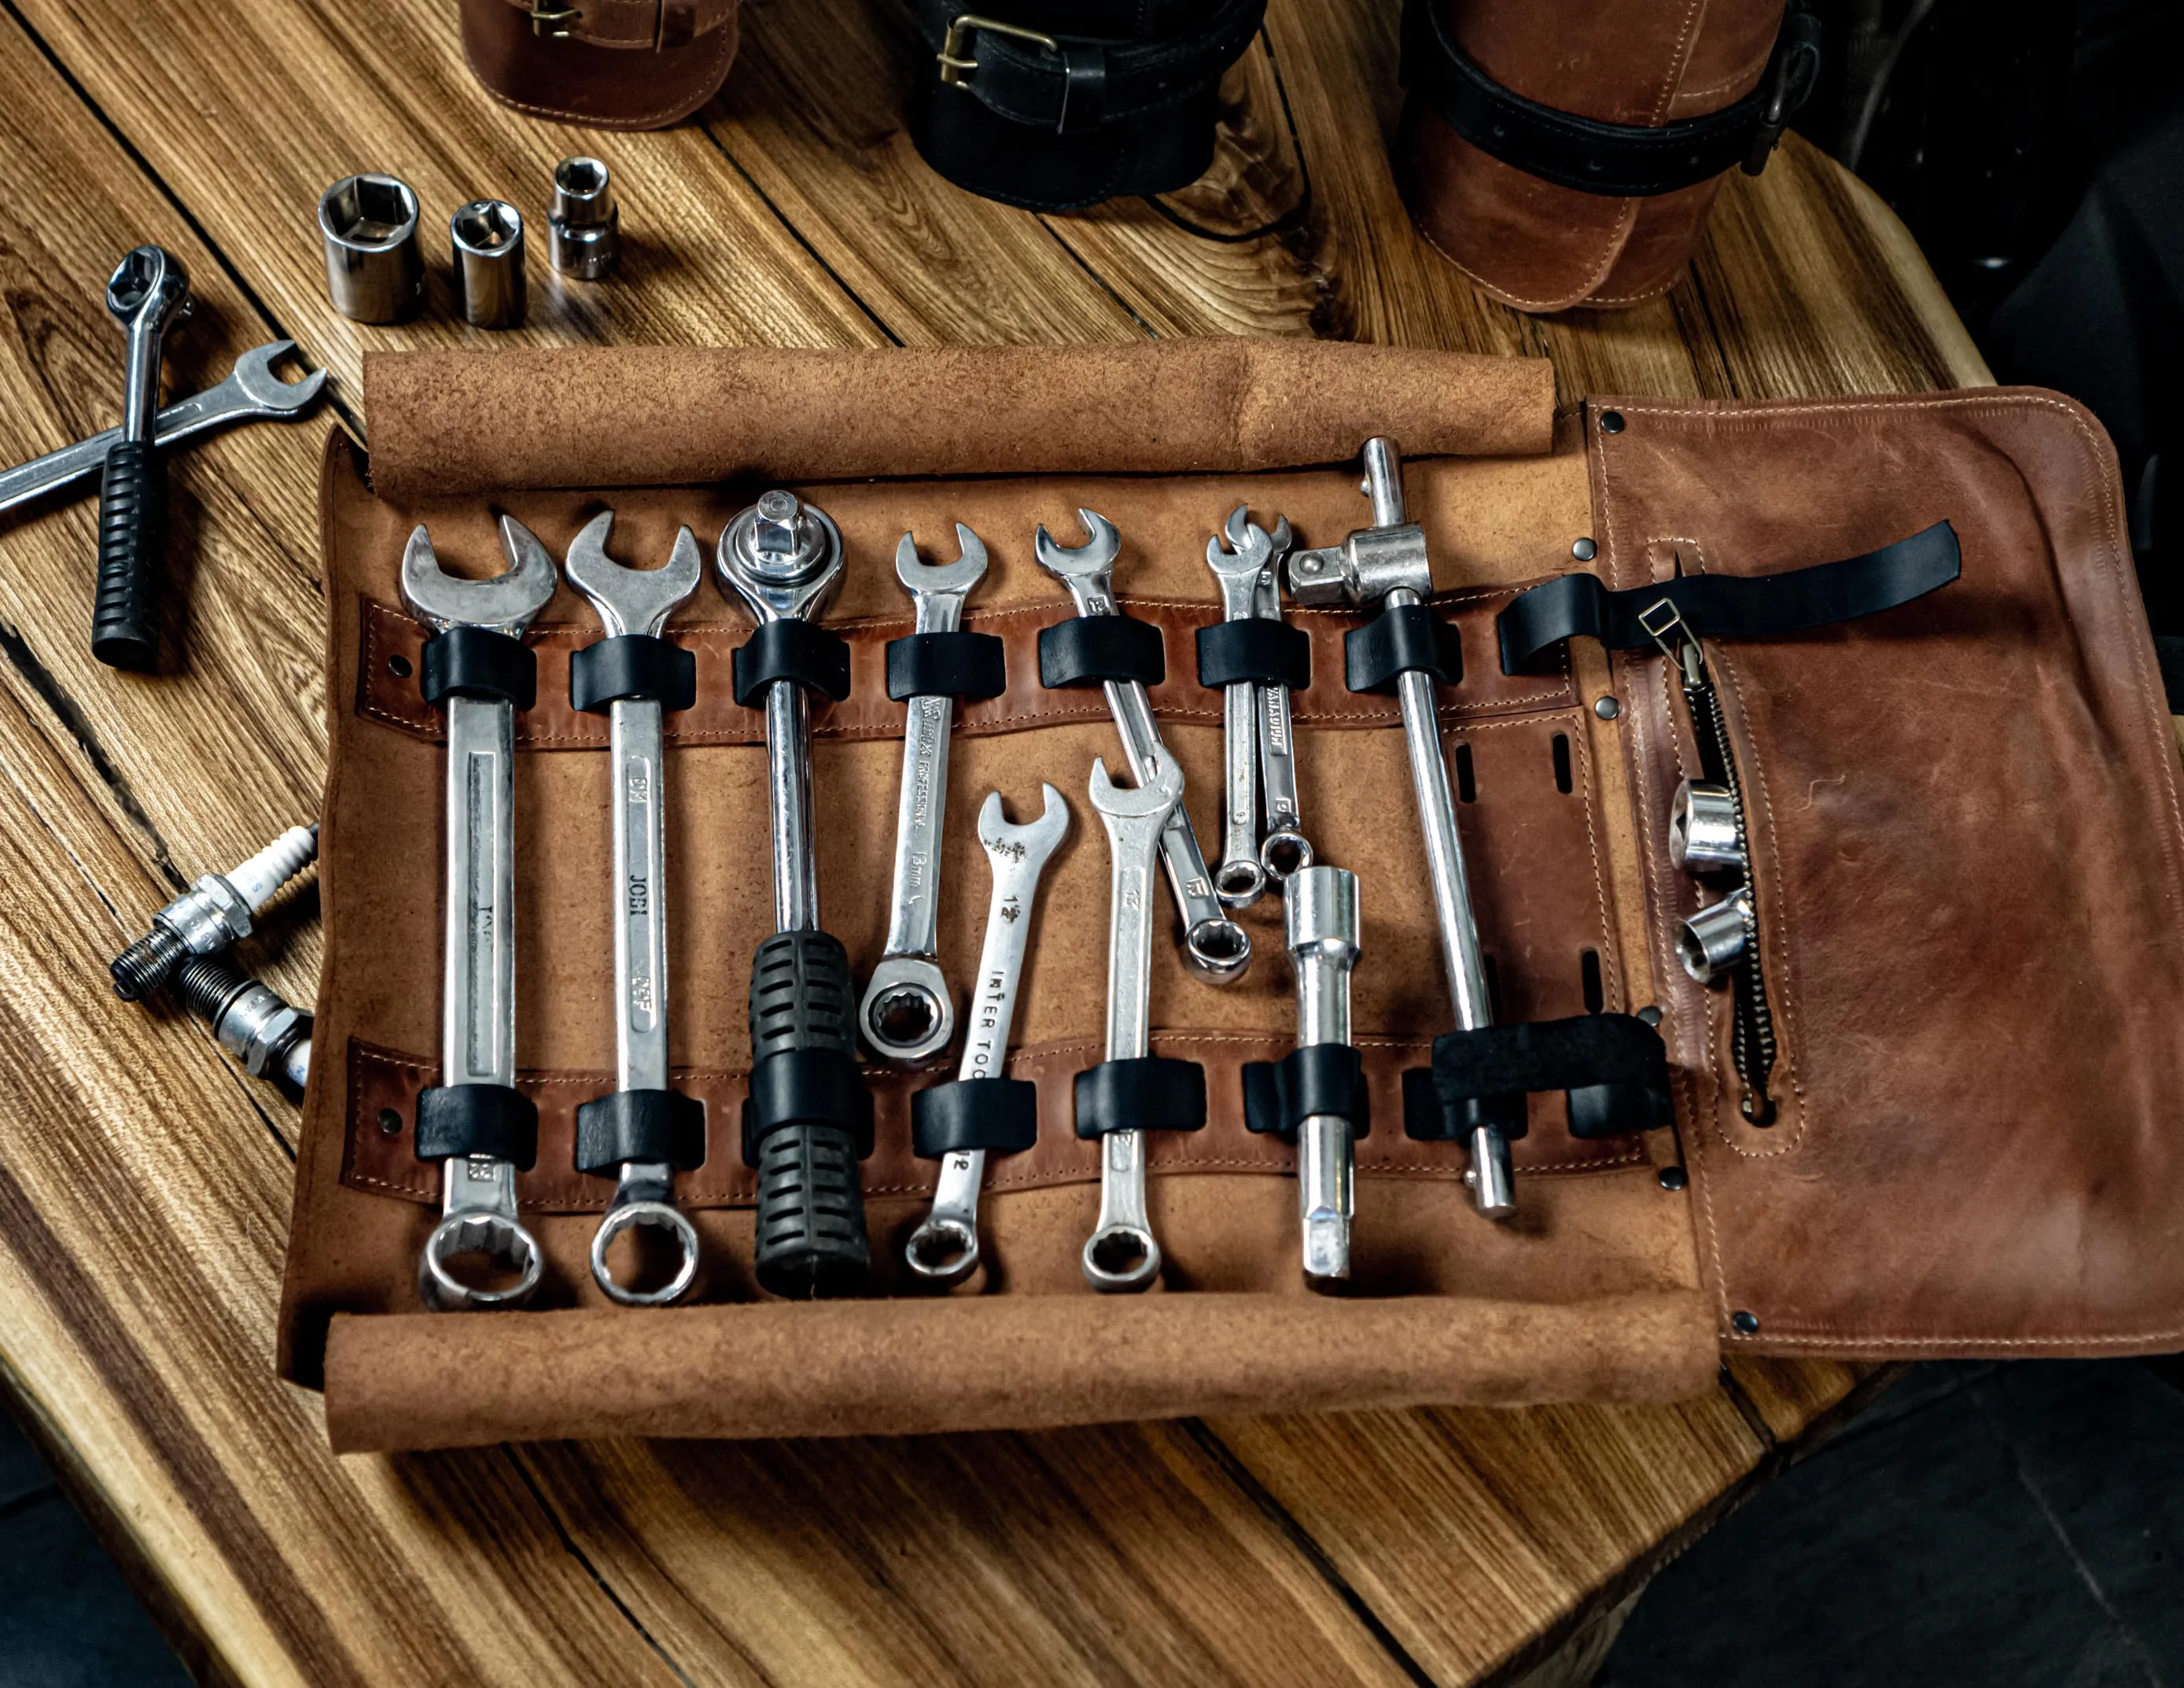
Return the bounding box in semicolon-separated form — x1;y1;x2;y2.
92;438;163;669
747;930;869;1297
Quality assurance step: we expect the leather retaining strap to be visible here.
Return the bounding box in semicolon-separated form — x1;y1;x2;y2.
1039;614;1166;690
1346;604;1463;694
569;635;698;715
1400;0;1823;197
741;1049;875;1164
1196;619;1310;691
731;619;853;708
1242;1044;1372;1141
420;626;536;710
1403;1013;1672;1143
911;1078;1041;1158
414;1083;540;1170
886;630;1008;702
574;1089;707;1175
1498;519;1963;676
1073;1056;1207;1139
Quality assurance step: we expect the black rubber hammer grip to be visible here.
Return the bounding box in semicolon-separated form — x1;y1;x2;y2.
92;438;163;669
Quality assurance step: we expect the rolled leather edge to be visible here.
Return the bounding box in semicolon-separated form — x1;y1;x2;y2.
322;1288;1717;1450
1398;0;1784;313
459;0;739;131
364;339;1558;499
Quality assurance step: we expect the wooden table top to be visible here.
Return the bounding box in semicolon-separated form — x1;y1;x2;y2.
0;1;1987;1682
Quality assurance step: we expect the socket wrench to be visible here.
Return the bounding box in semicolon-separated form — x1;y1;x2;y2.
94;245;192;669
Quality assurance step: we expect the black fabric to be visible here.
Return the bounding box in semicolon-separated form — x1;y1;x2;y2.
573;1088;707;1174
1196;618;1311;691
731;619;853;707
1400;0;1822;197
1241;1044;1372;1141
1409;1013;1673;1141
910;1078;1041;1159
1497;519;1963;675
419;626;536;710
741;1048;875;1164
414;1083;539;1170
1345;603;1463;694
1038;614;1166;690
2156;636;2184;713
1073;1056;1207;1139
1401;1065;1530;1144
886;629;1008;702
569;635;698;715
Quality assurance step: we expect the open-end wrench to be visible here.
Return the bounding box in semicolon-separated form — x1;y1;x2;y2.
903;783;1071;1288
1287;865;1361;1284
93;246;192;669
1034;510;1250;986
1202;508;1293;907
1082;750;1185;1292
565;511;705;1307
1232;506;1313;882
0;341;327;517
858;523;988;1067
402;517;558;1310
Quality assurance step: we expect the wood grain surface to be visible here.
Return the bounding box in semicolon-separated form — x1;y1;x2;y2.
0;0;1982;1681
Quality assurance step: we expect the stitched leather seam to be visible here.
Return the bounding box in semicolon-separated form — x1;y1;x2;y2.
1728;1325;2184;1348
1412;214;1631;315
1648;0;1710;125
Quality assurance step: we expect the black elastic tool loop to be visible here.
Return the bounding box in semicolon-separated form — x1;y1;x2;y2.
570;635;698;714
731;618;852;707
912;1078;1040;1159
415;1083;540;1170
1039;615;1166;690
1242;1044;1372;1141
886;629;1007;702
420;625;537;709
1345;603;1463;694
574;1089;707;1174
741;1048;875;1164
1411;1013;1673;1141
1073;1057;1207;1139
1196;619;1311;691
1401;1067;1530;1143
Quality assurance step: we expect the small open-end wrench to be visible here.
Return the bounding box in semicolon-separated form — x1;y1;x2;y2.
1082;750;1185;1292
1232;506;1313;882
1287;865;1361;1284
1202;508;1294;907
402;516;558;1310
565;511;705;1307
1035;510;1250;986
858;523;989;1067
903;783;1071;1287
93;246;193;669
0;341;326;518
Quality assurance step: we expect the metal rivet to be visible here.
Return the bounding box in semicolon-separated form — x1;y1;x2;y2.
1571;536;1598;561
1637;1004;1662;1026
1593;695;1620;721
377;1108;403;1137
1731;1310;1760;1335
1599;411;1626;434
387;653;412;680
1658;1165;1689;1192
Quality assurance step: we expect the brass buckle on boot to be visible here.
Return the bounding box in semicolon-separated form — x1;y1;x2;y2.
937;13;1059;87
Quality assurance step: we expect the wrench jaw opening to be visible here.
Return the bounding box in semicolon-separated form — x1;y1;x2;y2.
858;954;956;1067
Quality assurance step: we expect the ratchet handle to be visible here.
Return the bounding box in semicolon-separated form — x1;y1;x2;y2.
92;438;162;669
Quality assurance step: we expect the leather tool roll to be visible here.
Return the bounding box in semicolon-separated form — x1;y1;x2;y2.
459;0;740;129
907;0;1266;210
1397;0;1821;312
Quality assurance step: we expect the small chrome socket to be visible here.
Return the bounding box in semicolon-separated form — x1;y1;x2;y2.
1678;886;1755;984
450;199;526;329
318;175;424;323
1668;779;1746;874
548;156;619;279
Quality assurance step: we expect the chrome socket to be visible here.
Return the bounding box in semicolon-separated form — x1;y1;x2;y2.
548;157;620;279
451;199;527;329
318;175;424;324
1678;885;1755;984
1669;779;1745;873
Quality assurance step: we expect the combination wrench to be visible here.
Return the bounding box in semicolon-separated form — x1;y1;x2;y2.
1035;510;1250;986
1082;750;1186;1292
858;524;989;1066
1202;508;1294;906
93;245;192;669
902;783;1071;1288
564;511;705;1307
0;341;326;517
402;517;558;1310
1239;507;1313;882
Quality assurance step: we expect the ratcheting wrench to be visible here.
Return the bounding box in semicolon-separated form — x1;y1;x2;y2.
859;523;989;1067
92;246;192;669
1035;509;1250;986
903;783;1071;1287
564;511;705;1307
403;517;558;1310
0;341;326;517
1235;506;1313;882
1082;750;1185;1292
1202;507;1295;907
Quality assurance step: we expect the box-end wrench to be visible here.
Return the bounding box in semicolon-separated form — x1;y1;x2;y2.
0;341;327;517
93;246;192;669
402;517;558;1310
1233;506;1313;883
858;524;988;1067
1082;750;1185;1293
902;783;1071;1288
1287;865;1361;1284
564;511;705;1307
1288;438;1519;1218
1202;509;1293;907
1034;510;1250;986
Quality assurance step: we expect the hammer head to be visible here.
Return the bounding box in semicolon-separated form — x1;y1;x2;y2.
400;515;558;636
1033;508;1121;587
563;510;702;639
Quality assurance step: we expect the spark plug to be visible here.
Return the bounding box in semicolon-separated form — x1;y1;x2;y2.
170;952;311;1092
110;823;318;1001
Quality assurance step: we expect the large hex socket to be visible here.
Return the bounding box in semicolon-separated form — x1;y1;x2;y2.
318;175;424;323
1669;779;1745;873
451;199;527;329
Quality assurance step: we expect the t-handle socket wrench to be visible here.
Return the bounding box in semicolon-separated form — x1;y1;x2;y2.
565;511;705;1307
903;784;1070;1287
858;524;989;1066
1288;438;1517;1218
1035;510;1250;986
403;517;557;1310
1202;508;1294;907
1287;866;1361;1284
1083;750;1185;1292
94;246;192;669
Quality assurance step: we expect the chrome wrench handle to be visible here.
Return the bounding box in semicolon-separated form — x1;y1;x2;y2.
1248;520;1312;880
904;785;1072;1287
1205;508;1294;904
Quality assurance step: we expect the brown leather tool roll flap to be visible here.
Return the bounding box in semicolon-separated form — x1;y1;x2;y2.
460;0;740;131
1592;391;2184;1356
